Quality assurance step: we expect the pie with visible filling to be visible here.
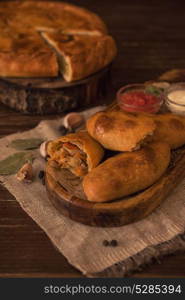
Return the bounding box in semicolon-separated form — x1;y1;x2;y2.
47;131;104;176
0;1;117;81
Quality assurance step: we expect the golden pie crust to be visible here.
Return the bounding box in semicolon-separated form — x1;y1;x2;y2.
0;1;117;81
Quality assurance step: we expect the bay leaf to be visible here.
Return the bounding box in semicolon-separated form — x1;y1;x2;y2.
10;138;43;150
0;152;35;175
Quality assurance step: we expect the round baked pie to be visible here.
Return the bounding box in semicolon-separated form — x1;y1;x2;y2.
0;1;117;82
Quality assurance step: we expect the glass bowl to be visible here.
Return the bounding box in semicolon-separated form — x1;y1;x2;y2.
165;83;185;115
117;83;164;114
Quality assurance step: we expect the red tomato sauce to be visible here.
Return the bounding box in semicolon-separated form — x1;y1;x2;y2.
118;90;162;113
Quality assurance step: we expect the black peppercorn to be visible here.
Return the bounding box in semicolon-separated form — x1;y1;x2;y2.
38;170;45;179
110;240;118;247
102;240;109;247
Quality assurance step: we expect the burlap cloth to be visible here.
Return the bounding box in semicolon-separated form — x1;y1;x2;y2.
0;106;185;277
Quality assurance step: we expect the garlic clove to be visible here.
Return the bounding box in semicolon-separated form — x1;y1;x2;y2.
63;112;85;130
39;140;51;158
16;162;33;183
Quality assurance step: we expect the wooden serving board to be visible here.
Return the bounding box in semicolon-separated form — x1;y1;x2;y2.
45;147;185;227
0;65;112;115
45;69;185;227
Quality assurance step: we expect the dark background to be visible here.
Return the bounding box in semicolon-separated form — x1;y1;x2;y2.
0;0;185;277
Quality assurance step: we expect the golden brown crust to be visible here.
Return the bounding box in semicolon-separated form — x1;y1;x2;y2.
0;32;50;53
15;1;107;34
0;1;112;79
150;113;185;149
0;51;58;78
57;2;107;34
0;32;59;77
86;110;156;152
83;142;171;203
41;32;117;82
0;31;15;51
47;131;104;176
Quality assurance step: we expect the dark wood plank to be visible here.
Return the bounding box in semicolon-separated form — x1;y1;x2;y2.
0;0;185;278
0;227;83;277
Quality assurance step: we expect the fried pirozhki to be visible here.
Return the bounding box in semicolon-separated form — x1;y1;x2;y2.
47;131;104;177
86;110;156;151
83;141;171;202
150;113;185;149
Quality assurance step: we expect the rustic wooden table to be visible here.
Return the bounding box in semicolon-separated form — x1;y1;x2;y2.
0;0;185;278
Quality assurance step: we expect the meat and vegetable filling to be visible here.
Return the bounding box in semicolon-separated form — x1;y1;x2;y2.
47;131;105;177
49;141;88;176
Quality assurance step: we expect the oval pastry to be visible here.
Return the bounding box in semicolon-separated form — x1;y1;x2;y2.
47;131;104;177
86;110;156;151
83;141;171;202
150;113;185;149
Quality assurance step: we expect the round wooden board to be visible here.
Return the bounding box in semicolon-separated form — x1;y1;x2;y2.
45;146;185;227
0;65;112;115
